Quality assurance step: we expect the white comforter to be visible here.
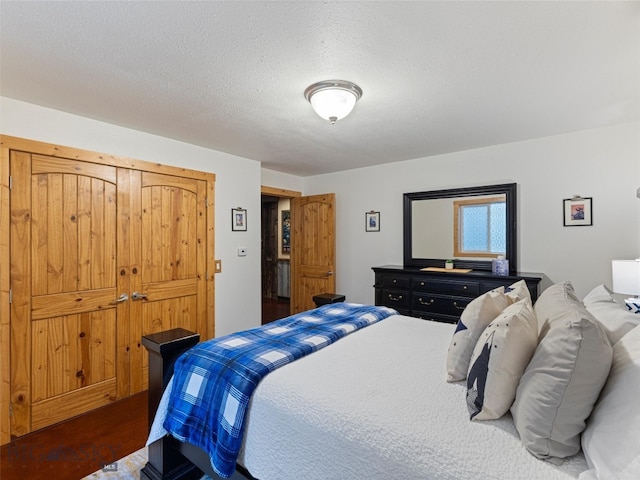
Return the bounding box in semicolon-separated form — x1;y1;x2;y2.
237;315;588;480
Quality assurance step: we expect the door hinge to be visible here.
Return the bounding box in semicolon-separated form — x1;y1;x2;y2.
9;403;13;418
8;289;12;304
9;176;12;190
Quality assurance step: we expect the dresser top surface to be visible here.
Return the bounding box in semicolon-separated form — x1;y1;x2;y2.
372;264;543;281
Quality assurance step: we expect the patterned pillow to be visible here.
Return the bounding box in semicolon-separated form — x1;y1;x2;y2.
505;279;531;303
446;289;512;382
511;282;612;460
583;284;640;345
466;298;538;421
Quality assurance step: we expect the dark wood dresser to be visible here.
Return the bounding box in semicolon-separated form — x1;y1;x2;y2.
373;265;543;324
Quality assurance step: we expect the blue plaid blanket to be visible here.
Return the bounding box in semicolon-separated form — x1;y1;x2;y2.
162;303;397;478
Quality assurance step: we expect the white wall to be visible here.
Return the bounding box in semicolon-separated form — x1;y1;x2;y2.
261;168;304;193
300;122;640;303
4;96;638;329
1;97;262;337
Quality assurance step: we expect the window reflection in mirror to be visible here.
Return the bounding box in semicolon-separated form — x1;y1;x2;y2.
403;183;517;272
454;196;506;257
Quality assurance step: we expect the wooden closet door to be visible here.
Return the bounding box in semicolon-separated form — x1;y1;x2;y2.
10;152;122;436
7;137;215;440
128;171;210;393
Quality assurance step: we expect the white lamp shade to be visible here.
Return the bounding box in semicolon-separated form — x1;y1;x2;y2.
309;89;357;122
612;259;640;296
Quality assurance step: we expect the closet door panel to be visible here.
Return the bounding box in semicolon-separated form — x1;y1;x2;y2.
129;171;207;394
11;153;121;436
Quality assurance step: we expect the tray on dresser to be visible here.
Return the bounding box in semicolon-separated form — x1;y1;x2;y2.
420;267;472;273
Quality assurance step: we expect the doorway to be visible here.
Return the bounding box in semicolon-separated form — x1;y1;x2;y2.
260;186;336;319
261;186;300;323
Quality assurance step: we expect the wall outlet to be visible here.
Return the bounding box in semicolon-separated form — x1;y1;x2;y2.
237;247;247;257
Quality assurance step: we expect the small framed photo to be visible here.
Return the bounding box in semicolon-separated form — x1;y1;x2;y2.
232;208;247;231
281;210;291;254
563;197;592;226
365;211;380;232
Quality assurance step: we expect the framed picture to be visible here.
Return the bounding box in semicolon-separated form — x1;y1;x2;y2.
281;210;291;254
563;197;592;226
365;211;380;232
232;208;247;231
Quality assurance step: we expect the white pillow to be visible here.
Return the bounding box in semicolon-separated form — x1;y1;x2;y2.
466;298;538;421
512;282;613;460
505;279;531;303
581;324;640;480
583;284;640;344
446;289;512;382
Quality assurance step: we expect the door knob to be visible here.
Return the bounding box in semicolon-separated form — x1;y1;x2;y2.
131;291;148;301
110;293;129;304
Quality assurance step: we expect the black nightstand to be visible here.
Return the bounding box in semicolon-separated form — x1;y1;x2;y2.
313;293;346;307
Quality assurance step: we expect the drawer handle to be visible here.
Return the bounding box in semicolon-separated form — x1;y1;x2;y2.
419;297;434;305
393;279;397;283
388;294;403;301
463;285;468;290
453;301;466;310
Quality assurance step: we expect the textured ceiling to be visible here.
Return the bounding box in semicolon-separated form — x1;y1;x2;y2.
1;1;638;176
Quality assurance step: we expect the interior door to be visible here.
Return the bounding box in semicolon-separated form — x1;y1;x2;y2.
129;171;211;393
290;193;336;313
10;152;121;436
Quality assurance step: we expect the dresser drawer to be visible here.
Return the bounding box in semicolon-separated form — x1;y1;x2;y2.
380;288;410;309
411;277;480;297
381;274;410;289
411;293;472;317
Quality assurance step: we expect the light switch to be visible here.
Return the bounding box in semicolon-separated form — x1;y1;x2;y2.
214;259;222;273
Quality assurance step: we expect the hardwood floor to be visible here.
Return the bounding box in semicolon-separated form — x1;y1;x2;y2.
0;300;287;480
0;391;148;480
262;297;290;324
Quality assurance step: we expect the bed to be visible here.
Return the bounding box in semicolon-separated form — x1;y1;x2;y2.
144;282;640;480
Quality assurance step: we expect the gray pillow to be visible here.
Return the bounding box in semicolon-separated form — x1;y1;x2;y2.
511;282;613;460
533;280;581;336
583;284;640;344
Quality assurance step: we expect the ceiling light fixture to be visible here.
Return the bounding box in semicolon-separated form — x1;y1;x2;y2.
304;80;363;124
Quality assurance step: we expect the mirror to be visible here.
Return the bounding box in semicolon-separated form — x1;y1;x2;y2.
403;183;517;273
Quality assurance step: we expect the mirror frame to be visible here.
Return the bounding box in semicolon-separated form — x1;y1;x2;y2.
403;183;517;273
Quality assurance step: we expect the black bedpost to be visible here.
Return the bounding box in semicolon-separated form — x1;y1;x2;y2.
141;328;202;480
